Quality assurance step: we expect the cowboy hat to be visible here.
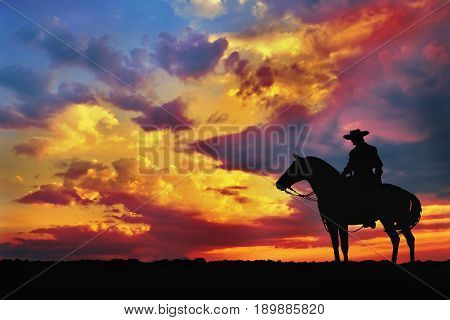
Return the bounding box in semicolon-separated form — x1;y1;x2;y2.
343;129;369;140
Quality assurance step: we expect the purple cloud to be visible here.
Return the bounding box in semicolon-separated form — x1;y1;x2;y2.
16;18;151;87
55;158;108;180
0;66;98;129
155;30;228;78
108;93;194;131
133;98;194;131
13;137;52;158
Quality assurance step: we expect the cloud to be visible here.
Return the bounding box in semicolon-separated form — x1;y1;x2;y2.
13;137;52;158
167;0;226;19
133;98;194;131
0;65;49;97
0;66;98;129
7;176;450;261
107;93;194;131
12;104;120;158
2;0;450;262
5;18;229;134
154;30;228;78
206;112;229;123
223;51;275;97
55;158;109;180
257;0;430;24
205;185;250;203
16;17;152;87
0;108;42;129
9;150;312;260
10;19;204;133
315;9;450;194
216;8;394;113
84;36;151;86
0;224;154;260
13;157;147;207
190;123;309;174
107;92;154;113
16;183;85;206
4;192;326;260
423;43;448;64
9;146;450;261
201;0;450;197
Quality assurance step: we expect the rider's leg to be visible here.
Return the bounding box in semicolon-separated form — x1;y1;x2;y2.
363;183;376;228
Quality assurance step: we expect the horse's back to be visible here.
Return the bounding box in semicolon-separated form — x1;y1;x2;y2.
321;183;417;225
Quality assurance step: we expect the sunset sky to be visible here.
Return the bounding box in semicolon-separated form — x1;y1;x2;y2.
0;0;449;263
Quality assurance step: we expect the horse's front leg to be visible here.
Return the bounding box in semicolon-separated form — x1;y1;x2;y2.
328;225;340;262
339;224;349;262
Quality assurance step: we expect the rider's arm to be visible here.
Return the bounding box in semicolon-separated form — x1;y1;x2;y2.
372;148;383;183
375;167;383;183
341;165;351;176
341;155;354;176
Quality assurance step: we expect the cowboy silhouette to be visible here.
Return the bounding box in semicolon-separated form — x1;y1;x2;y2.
341;129;383;228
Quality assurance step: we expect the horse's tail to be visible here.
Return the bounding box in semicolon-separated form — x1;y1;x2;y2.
408;193;422;230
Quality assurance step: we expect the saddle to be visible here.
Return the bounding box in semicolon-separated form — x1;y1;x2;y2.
341;176;382;223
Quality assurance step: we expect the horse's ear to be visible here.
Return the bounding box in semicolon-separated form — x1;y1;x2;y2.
292;153;302;161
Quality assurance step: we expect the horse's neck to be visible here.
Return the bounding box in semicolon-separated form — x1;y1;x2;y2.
308;174;340;199
304;158;341;199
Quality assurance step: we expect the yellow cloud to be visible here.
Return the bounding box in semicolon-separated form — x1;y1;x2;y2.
205;8;392;115
49;104;120;153
13;104;126;158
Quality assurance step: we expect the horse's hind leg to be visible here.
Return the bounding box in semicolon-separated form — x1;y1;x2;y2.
402;228;415;262
328;225;340;262
339;225;349;262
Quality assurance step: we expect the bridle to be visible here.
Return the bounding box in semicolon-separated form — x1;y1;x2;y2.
284;187;317;202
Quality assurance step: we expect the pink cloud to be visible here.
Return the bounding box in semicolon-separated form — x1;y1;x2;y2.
423;43;448;64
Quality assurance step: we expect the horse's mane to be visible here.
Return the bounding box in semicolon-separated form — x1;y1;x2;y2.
304;156;340;177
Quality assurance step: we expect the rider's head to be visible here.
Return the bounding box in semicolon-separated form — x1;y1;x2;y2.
343;129;369;145
350;136;364;146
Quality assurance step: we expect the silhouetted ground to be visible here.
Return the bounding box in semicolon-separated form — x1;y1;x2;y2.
0;259;448;299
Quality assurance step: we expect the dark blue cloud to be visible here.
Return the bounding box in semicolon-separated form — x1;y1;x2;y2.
260;0;378;23
190;121;310;174
0;65;49;97
16;18;152;87
107;92;194;131
133;97;194;131
154;30;228;78
0;65;97;128
5;20;219;131
16;17;81;65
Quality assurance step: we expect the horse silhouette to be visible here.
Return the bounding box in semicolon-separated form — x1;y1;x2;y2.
276;155;421;263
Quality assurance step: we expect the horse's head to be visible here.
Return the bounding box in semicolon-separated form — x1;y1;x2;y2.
275;153;313;192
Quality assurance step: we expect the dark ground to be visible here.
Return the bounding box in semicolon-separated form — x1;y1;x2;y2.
0;259;448;299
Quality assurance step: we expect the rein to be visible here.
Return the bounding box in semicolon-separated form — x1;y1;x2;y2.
284;187;364;233
284;187;317;201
